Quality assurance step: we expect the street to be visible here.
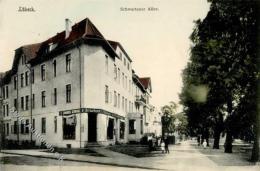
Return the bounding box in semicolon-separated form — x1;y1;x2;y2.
0;140;259;171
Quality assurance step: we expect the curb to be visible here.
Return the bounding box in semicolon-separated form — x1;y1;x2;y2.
1;151;165;170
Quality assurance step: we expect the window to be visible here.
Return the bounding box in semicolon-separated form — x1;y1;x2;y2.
21;96;24;110
53;88;57;105
25;71;29;86
66;54;71;72
25;119;29;134
129;120;136;134
118;93;120;108
25;95;29;110
125;98;127;112
120;122;125;139
41;64;46;81
66;84;71;103
125;76;127;89
105;55;108;73
2;87;5;99
107;118;114;139
140;116;143;134
127;62;130;70
41;117;46;134
129;80;131;92
31;69;34;84
129;101;131;112
118;68;120;83
53;60;57;77
63;116;76;139
32;94;35;109
41;91;46;107
124;58;126;66
105;85;109;103
14;76;17;89
114;91;117;107
6;104;9;116
14;98;17;110
114;64;117;80
5;86;8;98
122;97;124;110
6;123;9;135
54;116;57;133
3;104;5;117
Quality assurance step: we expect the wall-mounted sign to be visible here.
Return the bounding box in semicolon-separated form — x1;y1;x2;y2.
59;108;125;120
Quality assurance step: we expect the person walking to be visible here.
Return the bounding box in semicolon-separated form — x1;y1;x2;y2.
161;140;165;153
165;137;170;154
202;140;207;149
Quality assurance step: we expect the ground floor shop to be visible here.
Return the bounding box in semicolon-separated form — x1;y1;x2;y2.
3;108;154;148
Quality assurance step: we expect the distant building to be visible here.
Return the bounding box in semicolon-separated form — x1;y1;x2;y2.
0;18;161;148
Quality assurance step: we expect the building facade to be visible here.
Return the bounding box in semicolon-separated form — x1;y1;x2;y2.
0;18;161;148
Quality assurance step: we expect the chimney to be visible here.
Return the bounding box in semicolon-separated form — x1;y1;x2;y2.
65;18;72;39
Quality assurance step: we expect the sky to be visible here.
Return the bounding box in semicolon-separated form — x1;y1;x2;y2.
0;0;210;112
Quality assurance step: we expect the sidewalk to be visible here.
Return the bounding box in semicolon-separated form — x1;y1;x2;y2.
1;140;260;171
1;148;160;170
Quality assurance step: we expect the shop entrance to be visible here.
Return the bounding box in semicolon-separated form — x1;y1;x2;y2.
88;113;97;142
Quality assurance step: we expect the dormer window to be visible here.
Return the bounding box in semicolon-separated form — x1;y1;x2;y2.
49;43;57;52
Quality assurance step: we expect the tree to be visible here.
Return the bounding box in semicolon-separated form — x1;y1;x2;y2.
181;0;258;156
161;102;178;137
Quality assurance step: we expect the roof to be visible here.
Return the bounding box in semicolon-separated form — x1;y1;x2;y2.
3;17;119;83
22;43;42;61
35;18;117;59
108;40;132;62
1;18;142;86
0;70;12;86
139;77;152;93
139;77;151;90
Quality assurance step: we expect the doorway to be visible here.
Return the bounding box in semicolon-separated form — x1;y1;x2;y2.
88;113;97;142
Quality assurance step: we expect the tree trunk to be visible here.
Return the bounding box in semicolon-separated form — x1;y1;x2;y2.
224;129;233;153
224;95;233;153
251;123;259;162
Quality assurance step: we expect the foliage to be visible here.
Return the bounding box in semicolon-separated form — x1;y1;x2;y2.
161;102;188;135
180;0;258;154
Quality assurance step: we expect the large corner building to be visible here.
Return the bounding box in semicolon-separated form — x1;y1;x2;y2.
0;18;162;148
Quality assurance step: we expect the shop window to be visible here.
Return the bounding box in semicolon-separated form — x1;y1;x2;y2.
120;122;125;139
129;119;136;134
63;116;76;139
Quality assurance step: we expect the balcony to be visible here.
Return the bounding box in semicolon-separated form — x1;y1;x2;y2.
135;95;146;105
